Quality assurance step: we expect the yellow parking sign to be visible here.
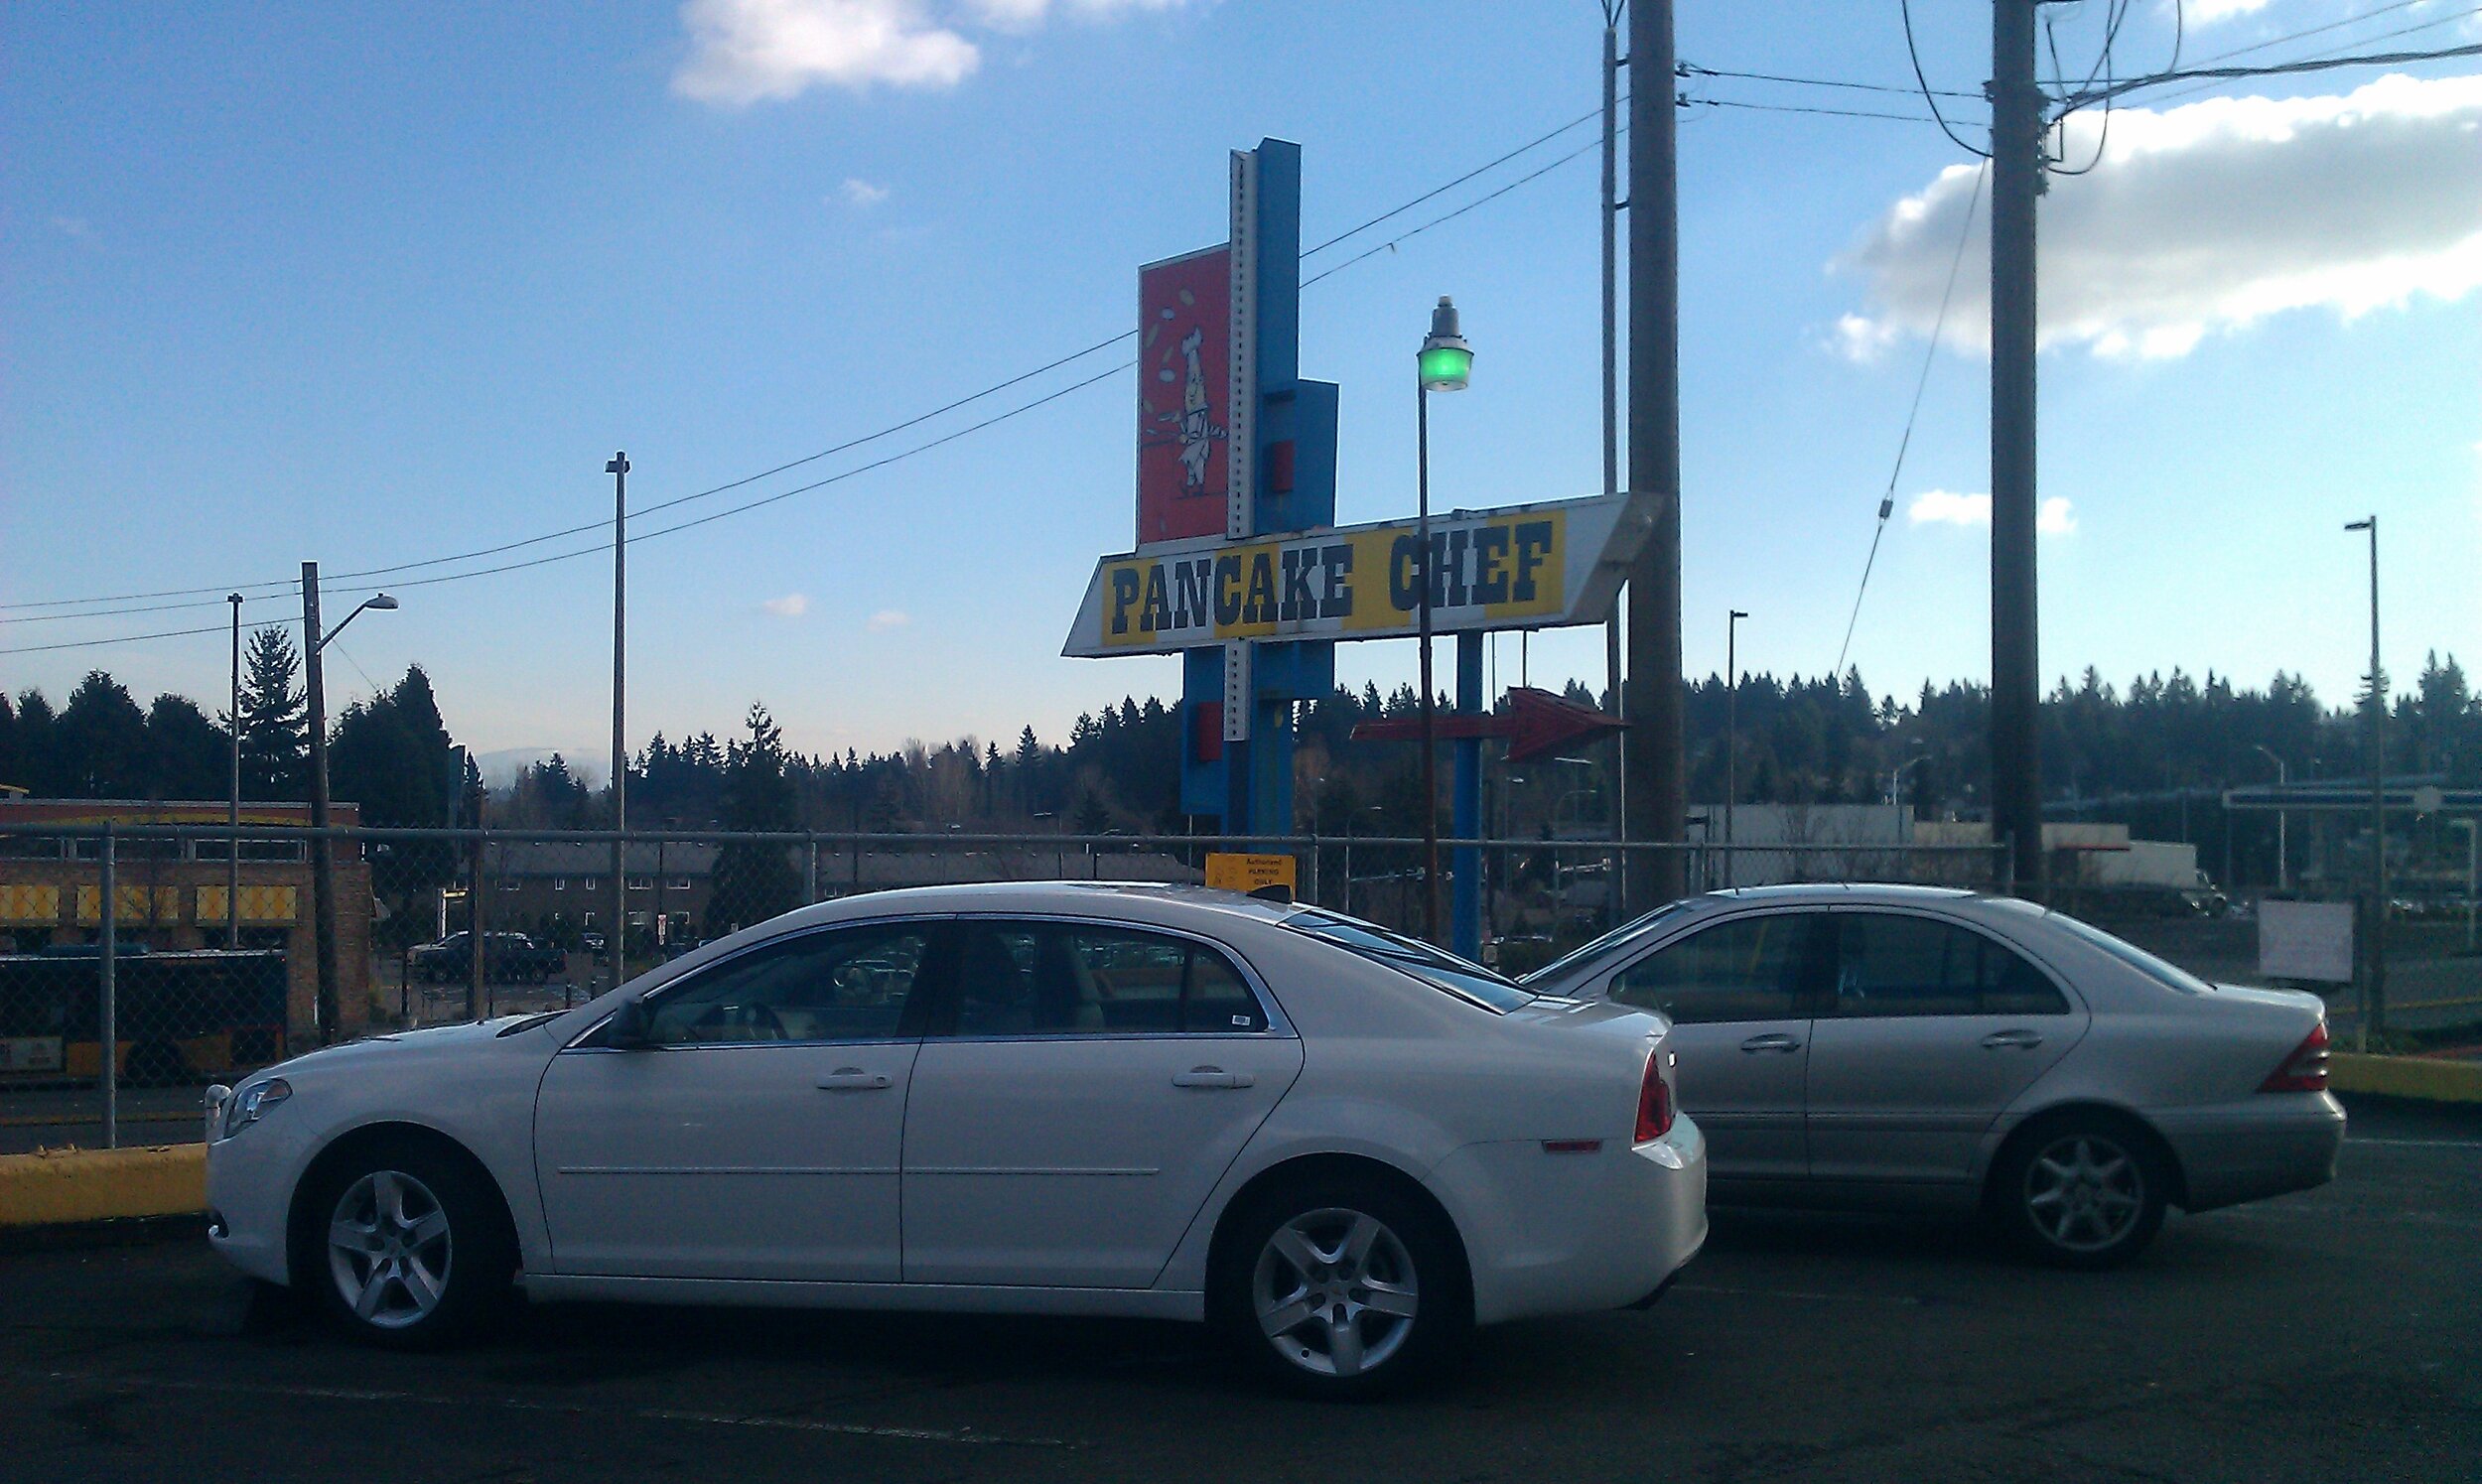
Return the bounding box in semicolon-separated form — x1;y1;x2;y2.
1204;852;1298;901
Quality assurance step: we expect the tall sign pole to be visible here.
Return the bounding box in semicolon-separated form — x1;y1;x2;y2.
1991;1;2045;896
1624;0;1686;908
1601;3;1629;914
608;452;629;989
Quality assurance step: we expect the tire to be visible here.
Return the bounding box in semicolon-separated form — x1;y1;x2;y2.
1990;1114;2169;1271
1209;1174;1471;1401
300;1138;514;1349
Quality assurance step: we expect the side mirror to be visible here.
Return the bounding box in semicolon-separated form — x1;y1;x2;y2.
605;997;653;1049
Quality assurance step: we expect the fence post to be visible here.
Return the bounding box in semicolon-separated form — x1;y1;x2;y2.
1306;833;1320;906
467;832;484;1021
99;823;118;1150
804;833;820;905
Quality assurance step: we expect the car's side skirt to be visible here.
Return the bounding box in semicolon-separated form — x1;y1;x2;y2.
520;1273;1206;1322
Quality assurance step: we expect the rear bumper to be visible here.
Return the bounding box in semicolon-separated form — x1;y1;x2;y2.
2153;1093;2346;1213
1428;1115;1708;1326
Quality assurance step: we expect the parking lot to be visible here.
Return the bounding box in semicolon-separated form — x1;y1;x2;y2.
3;1093;2473;1484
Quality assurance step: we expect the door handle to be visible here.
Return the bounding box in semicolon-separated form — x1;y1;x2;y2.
816;1067;894;1091
1172;1065;1255;1089
1738;1033;1801;1054
1980;1029;2044;1050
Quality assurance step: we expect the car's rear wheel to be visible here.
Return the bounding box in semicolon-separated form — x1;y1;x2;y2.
304;1140;512;1348
1212;1175;1469;1400
1992;1115;2168;1270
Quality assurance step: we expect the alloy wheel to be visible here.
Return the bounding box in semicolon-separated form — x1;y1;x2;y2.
2021;1134;2145;1253
1252;1207;1420;1379
328;1169;454;1329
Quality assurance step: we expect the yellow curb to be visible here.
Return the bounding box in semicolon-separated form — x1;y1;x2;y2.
0;1144;207;1227
2331;1053;2482;1106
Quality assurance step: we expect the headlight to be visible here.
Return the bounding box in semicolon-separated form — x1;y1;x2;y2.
221;1077;291;1139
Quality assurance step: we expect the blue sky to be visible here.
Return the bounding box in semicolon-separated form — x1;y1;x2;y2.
6;0;2478;773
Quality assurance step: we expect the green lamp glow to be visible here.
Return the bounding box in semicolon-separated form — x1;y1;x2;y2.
1419;296;1472;391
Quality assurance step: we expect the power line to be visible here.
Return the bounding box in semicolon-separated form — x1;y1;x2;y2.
1684;95;1971;124
1304;105;1605;256
1304;134;1609;287
2142;7;2482;106
0;620;288;659
1679;62;1983;99
2060;37;2482;110
1902;0;1995;159
1834;161;1987;678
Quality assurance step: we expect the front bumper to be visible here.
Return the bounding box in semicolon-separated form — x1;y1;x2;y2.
204;1121;311;1285
1428;1115;1709;1326
2154;1092;2346;1213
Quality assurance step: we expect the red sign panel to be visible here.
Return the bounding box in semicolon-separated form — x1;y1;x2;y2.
1136;245;1232;547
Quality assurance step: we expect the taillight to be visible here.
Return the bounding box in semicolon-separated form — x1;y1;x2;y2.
1635;1051;1675;1143
2259;1020;2330;1093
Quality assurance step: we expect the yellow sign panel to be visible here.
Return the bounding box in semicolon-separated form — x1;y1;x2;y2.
74;885;183;924
196;884;300;925
1204;852;1299;899
0;884;62;923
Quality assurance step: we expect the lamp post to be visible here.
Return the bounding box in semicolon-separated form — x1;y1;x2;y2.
1416;295;1472;945
2253;743;2289;893
2344;515;2385;1040
226;594;244;949
1724;608;1747;887
2450;818;2477;954
302;568;398;1042
1890;753;1929;877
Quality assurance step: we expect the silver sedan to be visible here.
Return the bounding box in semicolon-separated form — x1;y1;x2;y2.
1521;884;2342;1268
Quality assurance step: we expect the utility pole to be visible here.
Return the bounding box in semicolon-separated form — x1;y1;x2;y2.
300;563;340;1042
608;452;629;992
1990;0;2046;897
2348;514;2386;1038
1601;0;1630;915
1725;608;1746;888
1623;0;1685;910
227;594;243;950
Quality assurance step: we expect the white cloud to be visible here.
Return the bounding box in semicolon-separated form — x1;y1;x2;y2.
2186;0;2273;23
1907;490;2077;535
674;0;979;103
50;215;97;244
1838;74;2482;360
675;0;1191;104
841;177;891;206
867;607;910;631
760;593;810;617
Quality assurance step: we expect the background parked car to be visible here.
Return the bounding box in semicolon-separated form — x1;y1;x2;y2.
408;931;566;985
1523;883;2340;1268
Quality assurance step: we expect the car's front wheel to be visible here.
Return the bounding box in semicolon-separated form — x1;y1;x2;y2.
303;1139;513;1347
1212;1175;1470;1400
1991;1115;2169;1270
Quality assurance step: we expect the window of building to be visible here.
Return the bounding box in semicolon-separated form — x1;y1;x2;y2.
552;877;568;891
628;877;653;891
670;877;694;890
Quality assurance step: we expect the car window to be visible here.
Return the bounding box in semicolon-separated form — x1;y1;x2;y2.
1282;910;1534;1012
952;921;1268;1036
1831;913;2068;1017
641;924;928;1045
1611;913;1813;1024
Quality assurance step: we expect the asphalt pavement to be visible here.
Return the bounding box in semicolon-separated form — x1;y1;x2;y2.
4;1095;2476;1484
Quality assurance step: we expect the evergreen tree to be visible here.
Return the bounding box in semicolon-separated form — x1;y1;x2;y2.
143;695;229;800
57;672;150;796
709;703;801;935
238;627;309;800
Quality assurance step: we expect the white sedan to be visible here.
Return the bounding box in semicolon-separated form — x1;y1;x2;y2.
206;883;1707;1397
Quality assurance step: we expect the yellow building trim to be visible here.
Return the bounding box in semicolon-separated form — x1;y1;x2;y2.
0;883;62;924
73;885;183;925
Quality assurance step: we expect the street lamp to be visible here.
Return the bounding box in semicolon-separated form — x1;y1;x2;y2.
2344;515;2385;1039
2253;743;2289;893
226;594;244;950
1417;295;1472;945
1724;608;1747;887
1890;752;1930;877
301;568;399;1042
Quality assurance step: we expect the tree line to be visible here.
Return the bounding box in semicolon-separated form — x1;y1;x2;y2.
5;636;2474;892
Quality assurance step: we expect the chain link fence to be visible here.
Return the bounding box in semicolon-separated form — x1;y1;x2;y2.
0;820;2020;1152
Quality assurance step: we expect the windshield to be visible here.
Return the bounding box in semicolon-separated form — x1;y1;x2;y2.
1997;900;2214;996
1283;910;1535;1012
1518;901;1697;987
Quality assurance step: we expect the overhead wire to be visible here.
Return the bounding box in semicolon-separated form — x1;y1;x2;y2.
1833;161;1988;679
1902;0;1996;158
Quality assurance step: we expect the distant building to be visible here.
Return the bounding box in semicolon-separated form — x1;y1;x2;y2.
0;799;375;1041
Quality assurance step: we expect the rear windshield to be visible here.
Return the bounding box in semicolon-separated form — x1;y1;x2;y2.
1519;901;1697;987
1991;899;2213;996
1282;910;1535;1012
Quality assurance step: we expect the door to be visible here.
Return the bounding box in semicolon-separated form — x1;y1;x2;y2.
1804;910;2087;1187
901;919;1303;1288
533;920;939;1282
1604;911;1827;1182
